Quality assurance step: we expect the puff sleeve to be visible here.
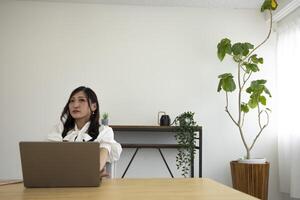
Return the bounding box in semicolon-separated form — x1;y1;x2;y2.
47;122;64;141
95;126;122;162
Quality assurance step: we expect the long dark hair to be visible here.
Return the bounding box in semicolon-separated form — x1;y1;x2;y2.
60;86;100;141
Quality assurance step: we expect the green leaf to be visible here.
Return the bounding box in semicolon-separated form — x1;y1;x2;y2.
218;73;232;79
245;63;260;72
256;79;267;84
232;42;254;57
233;55;242;63
217;73;236;92
264;87;272;97
246;87;252;93
259;96;267;105
232;43;243;56
223;77;236;92
217;80;222;92
248;98;258;108
261;0;278;12
242;43;254;56
246;80;266;96
261;0;271;11
250;54;264;64
244;43;254;49
246;80;272;108
217;38;232;61
242;49;249;56
241;103;249;113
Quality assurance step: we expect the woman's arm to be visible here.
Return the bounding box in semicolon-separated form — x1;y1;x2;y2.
97;127;122;162
99;148;109;171
99;148;110;178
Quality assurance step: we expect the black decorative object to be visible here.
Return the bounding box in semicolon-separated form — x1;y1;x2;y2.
158;111;171;126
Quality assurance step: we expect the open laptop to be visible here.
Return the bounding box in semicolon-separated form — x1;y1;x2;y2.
19;142;101;188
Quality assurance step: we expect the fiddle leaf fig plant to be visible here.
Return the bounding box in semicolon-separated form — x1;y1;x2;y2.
217;0;277;159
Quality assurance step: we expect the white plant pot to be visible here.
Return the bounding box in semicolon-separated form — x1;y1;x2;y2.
101;119;109;126
238;158;266;164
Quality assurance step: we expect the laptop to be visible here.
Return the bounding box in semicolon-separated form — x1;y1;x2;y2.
19;141;101;188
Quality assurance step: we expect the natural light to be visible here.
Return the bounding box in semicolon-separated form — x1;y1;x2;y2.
277;14;300;199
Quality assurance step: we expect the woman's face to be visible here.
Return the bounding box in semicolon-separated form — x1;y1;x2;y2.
68;91;96;122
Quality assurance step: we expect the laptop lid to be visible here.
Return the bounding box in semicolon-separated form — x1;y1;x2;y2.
19;142;100;188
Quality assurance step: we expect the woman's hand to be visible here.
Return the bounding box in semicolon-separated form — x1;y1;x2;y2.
100;166;110;178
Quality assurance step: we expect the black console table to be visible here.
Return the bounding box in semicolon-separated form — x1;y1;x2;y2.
111;125;202;178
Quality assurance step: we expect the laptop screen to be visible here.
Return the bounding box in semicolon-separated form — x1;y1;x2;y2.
19;142;100;187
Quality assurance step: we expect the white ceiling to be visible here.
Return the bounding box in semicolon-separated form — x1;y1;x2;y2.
19;0;266;9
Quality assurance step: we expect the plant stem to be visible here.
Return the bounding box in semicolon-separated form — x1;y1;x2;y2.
258;104;262;129
242;71;252;88
238;62;242;126
246;10;273;155
237;59;251;158
238;125;250;159
225;92;239;126
243;10;273;63
250;110;269;151
237;10;273;159
241;112;245;128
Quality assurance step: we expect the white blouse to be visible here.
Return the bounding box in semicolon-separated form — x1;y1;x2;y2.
47;122;122;162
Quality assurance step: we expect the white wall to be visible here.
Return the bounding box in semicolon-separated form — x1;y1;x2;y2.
0;1;280;199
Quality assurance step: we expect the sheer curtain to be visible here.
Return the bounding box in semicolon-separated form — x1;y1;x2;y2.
277;12;300;199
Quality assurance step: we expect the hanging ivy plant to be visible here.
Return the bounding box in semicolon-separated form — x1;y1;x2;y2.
174;111;199;177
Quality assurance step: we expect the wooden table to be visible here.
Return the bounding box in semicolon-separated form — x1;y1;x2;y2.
0;178;258;200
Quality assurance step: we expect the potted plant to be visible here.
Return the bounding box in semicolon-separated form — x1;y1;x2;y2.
101;112;109;126
174;111;199;177
216;0;277;199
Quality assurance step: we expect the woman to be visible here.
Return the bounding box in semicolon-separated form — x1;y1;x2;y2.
48;86;122;177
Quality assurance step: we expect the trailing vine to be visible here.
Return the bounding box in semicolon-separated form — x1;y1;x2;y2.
174;111;199;177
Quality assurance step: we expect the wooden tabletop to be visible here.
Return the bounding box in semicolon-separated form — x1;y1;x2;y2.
0;178;258;200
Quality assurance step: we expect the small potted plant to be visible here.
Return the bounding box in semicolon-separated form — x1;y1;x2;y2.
216;0;277;199
101;112;109;126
